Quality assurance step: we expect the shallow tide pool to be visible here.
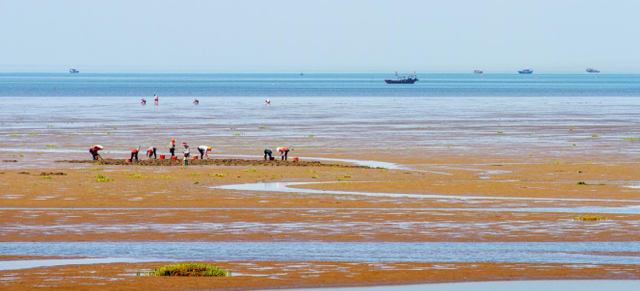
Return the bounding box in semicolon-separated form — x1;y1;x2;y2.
0;241;638;270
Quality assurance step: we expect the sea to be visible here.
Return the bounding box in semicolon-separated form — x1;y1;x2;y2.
1;72;639;97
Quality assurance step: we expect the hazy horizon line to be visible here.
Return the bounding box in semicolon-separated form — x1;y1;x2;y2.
0;69;636;75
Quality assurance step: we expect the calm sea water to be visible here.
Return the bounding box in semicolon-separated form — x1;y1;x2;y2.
1;73;639;97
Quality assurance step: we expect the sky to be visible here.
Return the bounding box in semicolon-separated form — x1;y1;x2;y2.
0;0;639;73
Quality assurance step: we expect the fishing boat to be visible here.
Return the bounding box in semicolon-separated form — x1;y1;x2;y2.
473;69;483;74
385;72;419;84
518;68;533;74
69;68;79;73
586;68;600;73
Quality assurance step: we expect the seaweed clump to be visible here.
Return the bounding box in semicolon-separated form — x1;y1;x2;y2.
137;263;229;277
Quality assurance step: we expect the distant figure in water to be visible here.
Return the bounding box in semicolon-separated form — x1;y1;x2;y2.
197;145;211;159
169;139;176;157
193;98;199;105
264;148;273;160
277;147;289;160
141;98;146;105
130;146;141;162
89;145;103;161
154;94;159;105
146;146;157;159
265;99;270;106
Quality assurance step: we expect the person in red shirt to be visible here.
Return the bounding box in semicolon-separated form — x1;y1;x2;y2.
154;94;159;105
130;146;140;162
146;146;157;159
89;145;103;160
277;147;289;160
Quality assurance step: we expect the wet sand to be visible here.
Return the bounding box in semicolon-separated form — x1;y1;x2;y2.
1;157;639;290
1;97;640;289
1;260;639;291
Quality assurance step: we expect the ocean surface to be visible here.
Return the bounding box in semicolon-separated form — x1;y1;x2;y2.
1;73;639;97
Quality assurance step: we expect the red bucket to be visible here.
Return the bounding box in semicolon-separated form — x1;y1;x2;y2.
193;156;198;160
126;159;131;163
171;156;177;160
159;155;165;159
270;157;275;161
293;157;299;162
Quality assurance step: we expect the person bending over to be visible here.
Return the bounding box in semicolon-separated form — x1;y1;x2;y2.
277;147;289;160
130;146;140;162
90;145;103;160
264;149;273;160
146;146;157;159
197;145;211;159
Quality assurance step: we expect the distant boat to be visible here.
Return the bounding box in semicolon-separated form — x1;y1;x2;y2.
473;70;483;74
518;68;533;74
385;72;419;84
586;68;600;73
300;71;304;76
69;68;79;73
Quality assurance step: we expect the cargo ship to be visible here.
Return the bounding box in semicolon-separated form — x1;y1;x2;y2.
385;72;419;84
518;68;533;74
69;68;79;73
586;68;600;73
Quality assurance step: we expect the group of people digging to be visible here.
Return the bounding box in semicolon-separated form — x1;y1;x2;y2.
264;147;289;160
89;141;291;162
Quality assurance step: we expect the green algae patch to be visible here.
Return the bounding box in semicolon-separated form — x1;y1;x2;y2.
137;263;229;277
574;216;607;221
94;174;111;182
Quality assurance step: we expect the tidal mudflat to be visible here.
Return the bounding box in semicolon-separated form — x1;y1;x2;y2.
1;96;639;290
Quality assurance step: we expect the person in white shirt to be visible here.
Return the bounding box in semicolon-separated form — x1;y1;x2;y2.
197;145;211;159
182;142;190;159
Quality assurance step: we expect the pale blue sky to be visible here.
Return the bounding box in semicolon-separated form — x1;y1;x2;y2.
1;0;638;73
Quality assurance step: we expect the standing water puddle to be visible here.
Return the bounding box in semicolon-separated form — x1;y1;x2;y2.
213;182;640;203
0;258;156;271
263;280;640;291
0;242;638;270
0;206;638;214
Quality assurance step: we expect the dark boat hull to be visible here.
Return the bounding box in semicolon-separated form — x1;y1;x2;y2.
385;79;418;84
518;71;533;74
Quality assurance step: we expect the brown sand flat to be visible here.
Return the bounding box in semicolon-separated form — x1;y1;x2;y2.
1;208;638;242
1;261;639;291
1;159;638;244
1;155;639;290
